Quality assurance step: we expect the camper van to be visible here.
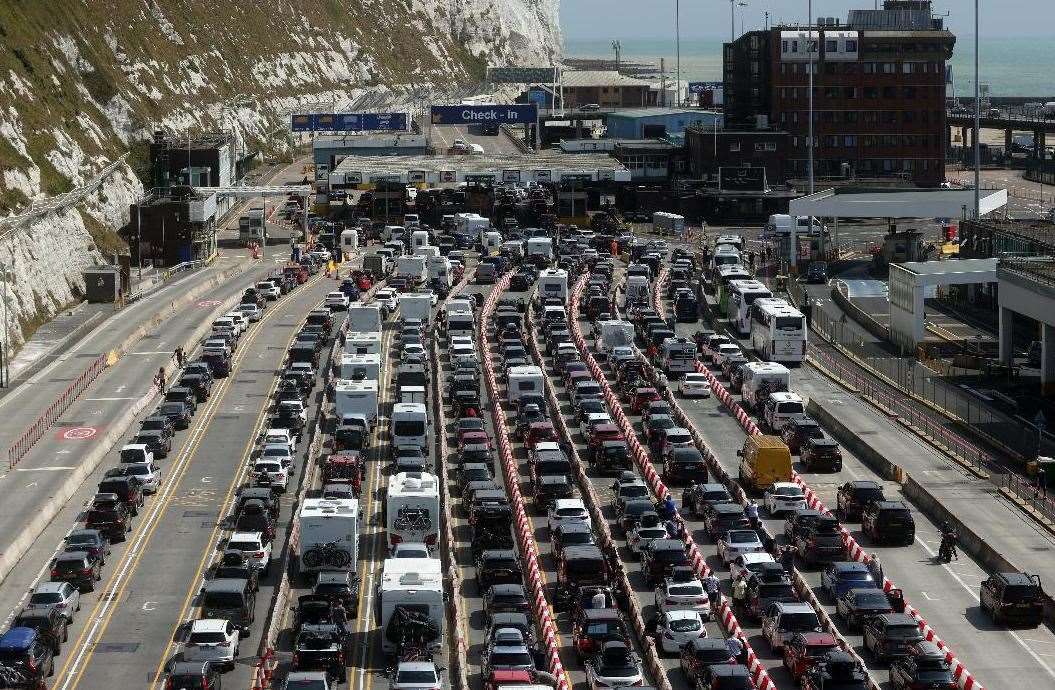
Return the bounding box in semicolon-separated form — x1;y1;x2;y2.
339;353;382;382
297;498;359;574
538;268;569;304
340;229;359;258
377;558;444;654
507;366;545;405
386;471;440;550
344;331;383;356
334;379;379;430
347;304;382;334
391;403;428;451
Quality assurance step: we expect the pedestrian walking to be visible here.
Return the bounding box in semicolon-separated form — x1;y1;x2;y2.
1038;467;1048;497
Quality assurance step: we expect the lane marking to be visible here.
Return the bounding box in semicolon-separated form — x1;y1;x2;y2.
16;466;76;471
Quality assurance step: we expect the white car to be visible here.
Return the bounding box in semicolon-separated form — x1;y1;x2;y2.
284;672;330;689
764;482;807;516
654;576;710;614
610;346;636;364
449;335;474;349
374;289;398;312
227;531;273;575
585;643;644;689
325;291;350;311
402;343;427;359
655;609;707;653
25;581;80;623
182;618;239;670
256;281;281;300
252;459;290;492
547;498;591;533
761;601;821;651
203;338;232;358
392;661;440;690
260;442;294;469
627;522;670;558
712;343;743;368
717;529;765;565
679;373;711;398
238;303;262;322
263;427;297;453
123;461;162;494
391;542;432;559
223;312;248;335
729;552;778;583
580;412;613;438
450;344;478;368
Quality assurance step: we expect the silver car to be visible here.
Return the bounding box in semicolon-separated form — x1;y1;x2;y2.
25;581;80;622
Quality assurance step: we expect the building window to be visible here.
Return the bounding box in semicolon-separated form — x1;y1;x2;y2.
903;86;916;98
882;86;896;99
885;111;897;124
824;87;838;99
780;63;788;74
729;142;741;152
792;112;799;124
750;61;759;74
750;87;760;97
782;40;789;52
903;111;915;123
792;40;799;52
780;112;787;123
845;61;858;74
845;39;858;51
844;135;857;147
845;111;858;123
883;62;897;74
826;39;838;52
824;135;839;147
844;87;857;99
792;136;799;148
822;111;835;123
864;86;878;99
779;87;787;99
754;142;776;151
902;62;914;74
750;35;759;49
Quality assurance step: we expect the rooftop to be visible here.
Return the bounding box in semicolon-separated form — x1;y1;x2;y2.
608;107;719;120
558;70;653;88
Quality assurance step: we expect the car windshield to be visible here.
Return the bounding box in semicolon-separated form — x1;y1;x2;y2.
263;447;289;457
285;680;328;690
758;584;795;599
620;486;649;499
885;625;922;639
29;592;62;604
806;643;836;657
638;528;667;540
203;592;243;608
651;417;675;429
782;612;819;631
189;631;228;644
586;623;622;636
729;532;757;544
840;570;872;581
168;676;206;689
599;662;638;677
54;559;86;573
396;670;438;684
228;540;260;552
556;507;585;518
1003;585;1040;603
654;549;688;564
490;651;533;666
669;584;704;597
67;534;97;546
916;669;953;683
775;487;803;497
668;617;701;633
127;465;152;476
855;488;885;501
853;591;890;607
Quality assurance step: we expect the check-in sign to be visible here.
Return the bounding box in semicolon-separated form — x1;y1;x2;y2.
430;104;538;125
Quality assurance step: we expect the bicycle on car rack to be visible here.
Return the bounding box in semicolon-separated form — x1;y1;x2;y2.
301;539;352;569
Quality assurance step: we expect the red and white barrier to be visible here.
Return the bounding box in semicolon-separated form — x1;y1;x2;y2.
666;275;984;690
568;275;776;690
479;276;570;690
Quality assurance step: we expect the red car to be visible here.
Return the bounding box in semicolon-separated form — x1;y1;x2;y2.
524;422;557;450
458;430;493;450
483;669;533;690
588;423;624;450
782;632;839;680
631;387;661;413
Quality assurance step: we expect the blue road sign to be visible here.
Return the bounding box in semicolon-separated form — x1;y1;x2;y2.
291;112;408;132
430;104;537;125
688;81;722;94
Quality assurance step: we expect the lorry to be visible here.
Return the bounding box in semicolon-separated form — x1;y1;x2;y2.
595;320;635;357
482;231;502;256
660;337;698;376
653;211;685;237
398;293;433;326
297;498;359;574
741;362;791;411
446;299;474;335
238;208;266;245
335;379;379;430
386;471;440;550
763;214;825;239
455;213;490;234
347;303;383;334
339;353;382;382
537;268;569;304
377;557;444;654
396;256;427;288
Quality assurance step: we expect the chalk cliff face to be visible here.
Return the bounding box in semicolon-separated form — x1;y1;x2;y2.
0;0;561;348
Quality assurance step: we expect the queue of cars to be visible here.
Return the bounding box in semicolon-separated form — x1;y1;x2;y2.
0;268;313;688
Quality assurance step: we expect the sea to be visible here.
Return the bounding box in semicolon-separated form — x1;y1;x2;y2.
563;37;1054;98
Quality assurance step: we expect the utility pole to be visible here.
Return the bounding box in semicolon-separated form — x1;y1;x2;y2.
1;261;8;387
973;0;981;218
136;203;143;281
660;58;666;107
675;0;682;107
765;11;770;30
612;40;622;70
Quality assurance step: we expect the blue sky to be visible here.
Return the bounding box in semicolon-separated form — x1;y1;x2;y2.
560;1;1049;41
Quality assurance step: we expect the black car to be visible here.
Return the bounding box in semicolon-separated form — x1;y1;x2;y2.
0;627;56;682
801;651;867;690
835;588;894;631
476;549;523;590
139;415;175;442
178;373;212;402
164;386;198;414
836;481;886;522
662;447;708;485
699;663;755;690
97;476;145;516
794;516;846;566
618;499;657;534
10;608;67;654
552;522;597;559
84;493;131;541
805;261;828;284
314;571;360;616
534;475;574;513
862;613;925;661
640;539;689;586
862;501;915;545
49;551;102;593
679;637;736;683
132;429;171;459
702;502;750;540
63;529;111;564
201;350;231;377
979;571;1045;627
889;642;956;690
157;401;192;429
166;661;224;690
484;584;532;621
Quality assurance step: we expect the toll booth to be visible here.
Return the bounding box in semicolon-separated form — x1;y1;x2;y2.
83;266;121;303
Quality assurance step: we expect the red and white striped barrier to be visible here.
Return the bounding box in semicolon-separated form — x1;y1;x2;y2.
479;276;570;690
568;275;776;690
666;278;984;690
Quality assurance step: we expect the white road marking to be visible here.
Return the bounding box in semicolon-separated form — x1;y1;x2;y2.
913;535;1055;679
85;397;137;401
16;467;76;471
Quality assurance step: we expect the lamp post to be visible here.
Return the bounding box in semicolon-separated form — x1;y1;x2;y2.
808;0;815;195
973;0;981;218
675;0;682;107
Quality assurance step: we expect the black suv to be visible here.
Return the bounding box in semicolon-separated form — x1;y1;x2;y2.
166;661;223;690
663;447;708;485
862;501;915;546
641;539;689;586
862;613;925;661
50;551;102;593
97;476;145;516
475;549;523;590
801;650;867;690
889;641;955;690
794;516;846;566
84;493;132;541
980;571;1045;627
10;608;67;654
836;481;886;521
703;502;750;540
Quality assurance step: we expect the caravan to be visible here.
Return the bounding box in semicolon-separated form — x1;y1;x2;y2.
297;498;359;574
376;558;444;654
537;269;569;304
339;353;382;382
344;331;383;356
386;471;440;549
507;366;545;405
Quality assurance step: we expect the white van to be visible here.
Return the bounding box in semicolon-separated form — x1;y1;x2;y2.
507;365;544;405
377;558;444;653
386;471;440;550
538;268;569;304
763;391;807;433
391;403;428;451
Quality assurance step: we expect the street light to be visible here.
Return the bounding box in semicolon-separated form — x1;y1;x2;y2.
973;0;981;218
0;260;8;387
675;0;681;107
808;0;815;195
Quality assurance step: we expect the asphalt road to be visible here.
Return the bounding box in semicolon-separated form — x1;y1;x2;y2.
429;124;527;156
663;272;1055;690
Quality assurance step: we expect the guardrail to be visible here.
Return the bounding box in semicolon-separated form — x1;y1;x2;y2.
126;260;207;304
7;353;108;468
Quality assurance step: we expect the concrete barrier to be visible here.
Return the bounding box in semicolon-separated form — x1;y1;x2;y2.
0;287;246;587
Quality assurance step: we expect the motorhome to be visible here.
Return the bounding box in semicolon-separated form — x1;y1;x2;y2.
347;303;382;334
386;471;440;550
660;337;698;376
334;379;379;430
396;256;428;287
507;366;545;405
537;268;569;304
339;353;382;382
377;558;444;654
411;230;430;251
398;293;433;326
623;275;651;309
526;236;554;262
344;331;383;356
653;212;685;236
595;320;635;356
340;229;359;259
297;498;359;574
740;362;792;411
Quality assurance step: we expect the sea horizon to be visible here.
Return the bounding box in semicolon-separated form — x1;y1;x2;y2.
563;36;1055;98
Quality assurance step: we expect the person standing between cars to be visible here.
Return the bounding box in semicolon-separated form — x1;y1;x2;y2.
703;572;721;614
744;500;759;528
780;544;796;573
725;634;744;662
868;553;884;584
732;575;748;607
591;589;607;610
